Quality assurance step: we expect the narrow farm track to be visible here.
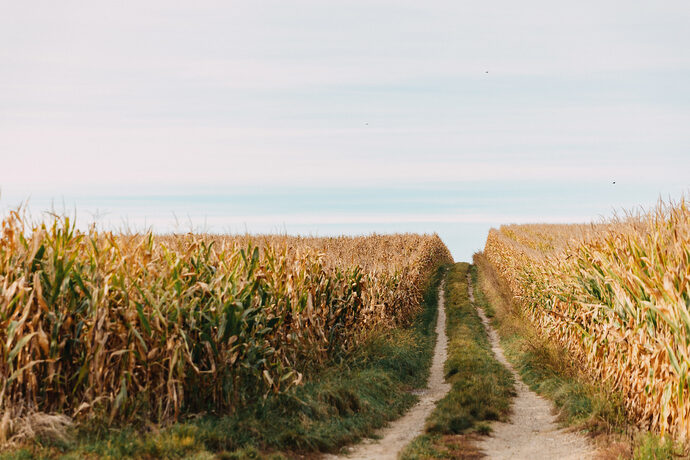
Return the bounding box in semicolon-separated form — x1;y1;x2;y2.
325;276;451;460
469;273;595;460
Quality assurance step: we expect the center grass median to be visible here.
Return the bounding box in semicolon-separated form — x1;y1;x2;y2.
402;262;515;460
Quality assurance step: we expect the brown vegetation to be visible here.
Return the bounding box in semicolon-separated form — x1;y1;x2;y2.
483;199;690;441
0;210;452;438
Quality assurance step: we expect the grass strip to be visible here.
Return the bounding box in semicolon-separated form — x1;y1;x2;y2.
1;267;447;460
401;262;515;460
473;252;686;459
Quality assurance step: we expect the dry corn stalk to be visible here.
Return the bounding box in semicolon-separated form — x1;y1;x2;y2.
0;210;452;423
483;199;690;440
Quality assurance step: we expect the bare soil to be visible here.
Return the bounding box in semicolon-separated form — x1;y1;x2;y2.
470;273;595;460
324;277;451;460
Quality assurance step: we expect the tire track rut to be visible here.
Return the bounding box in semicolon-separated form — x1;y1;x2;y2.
469;273;594;460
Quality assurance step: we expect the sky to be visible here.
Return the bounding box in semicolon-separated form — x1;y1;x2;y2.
1;0;689;260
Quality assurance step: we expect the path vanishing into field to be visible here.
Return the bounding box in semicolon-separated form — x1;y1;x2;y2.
469;273;595;460
325;277;451;460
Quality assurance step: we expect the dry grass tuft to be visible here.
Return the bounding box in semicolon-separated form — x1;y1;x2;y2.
0;410;73;447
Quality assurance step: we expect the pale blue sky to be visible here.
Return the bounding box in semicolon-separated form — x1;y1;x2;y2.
1;1;689;260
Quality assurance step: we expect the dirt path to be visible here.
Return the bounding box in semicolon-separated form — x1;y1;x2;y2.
325;277;450;460
469;273;595;460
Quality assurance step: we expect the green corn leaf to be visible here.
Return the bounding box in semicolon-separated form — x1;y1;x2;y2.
135;302;152;335
8;332;38;362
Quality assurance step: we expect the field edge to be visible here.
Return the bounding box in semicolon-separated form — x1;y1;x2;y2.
473;251;685;460
0;265;451;460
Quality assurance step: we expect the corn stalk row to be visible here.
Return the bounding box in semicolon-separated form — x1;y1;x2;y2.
0;211;452;427
484;200;690;440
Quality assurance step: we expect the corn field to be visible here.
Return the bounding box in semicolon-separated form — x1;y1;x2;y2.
484;199;690;440
0;211;452;429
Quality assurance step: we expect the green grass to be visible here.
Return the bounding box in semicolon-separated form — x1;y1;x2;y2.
633;432;684;460
472;252;687;459
401;262;515;460
0;267;448;460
